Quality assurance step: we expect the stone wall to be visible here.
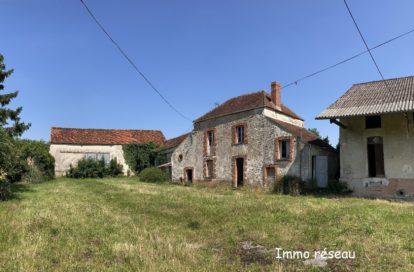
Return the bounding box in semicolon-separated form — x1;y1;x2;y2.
171;109;337;187
50;144;130;176
339;112;414;197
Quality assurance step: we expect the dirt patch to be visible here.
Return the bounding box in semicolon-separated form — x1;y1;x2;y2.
237;240;274;265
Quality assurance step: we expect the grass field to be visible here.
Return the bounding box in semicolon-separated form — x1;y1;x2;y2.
0;178;413;271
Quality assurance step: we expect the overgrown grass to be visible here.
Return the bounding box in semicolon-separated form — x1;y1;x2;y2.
0;178;413;271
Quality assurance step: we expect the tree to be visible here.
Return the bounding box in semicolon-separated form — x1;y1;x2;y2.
307;128;321;138
0;54;30;138
308;128;330;145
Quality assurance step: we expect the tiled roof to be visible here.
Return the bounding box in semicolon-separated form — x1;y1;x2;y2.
162;133;189;150
269;119;336;150
317;76;414;119
194;91;303;123
51;127;165;145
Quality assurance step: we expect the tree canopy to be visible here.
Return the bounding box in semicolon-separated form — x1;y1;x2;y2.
0;54;30;138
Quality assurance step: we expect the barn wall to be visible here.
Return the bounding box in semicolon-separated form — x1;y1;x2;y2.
50;144;130;176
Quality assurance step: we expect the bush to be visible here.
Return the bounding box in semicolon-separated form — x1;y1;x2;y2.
138;167;167;183
0;129;21;182
106;158;124;177
0;170;11;201
327;179;350;194
123;143;161;174
66;158;123;179
272;175;305;195
16;139;55;181
22;165;45;183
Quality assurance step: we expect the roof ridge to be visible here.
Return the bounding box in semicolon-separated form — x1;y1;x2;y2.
51;127;163;132
353;75;414;86
165;132;190;142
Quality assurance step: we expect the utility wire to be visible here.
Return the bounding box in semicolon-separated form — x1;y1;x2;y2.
281;27;414;89
342;0;391;90
79;0;192;121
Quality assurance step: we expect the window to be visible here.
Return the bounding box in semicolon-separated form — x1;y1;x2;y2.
178;154;183;162
84;153;110;164
205;159;214;179
207;130;214;147
279;140;290;159
366;115;381;129
266;167;275;179
205;130;216;156
236;126;245;144
367;136;385;177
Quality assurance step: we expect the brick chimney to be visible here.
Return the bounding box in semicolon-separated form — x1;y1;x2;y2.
271;81;281;110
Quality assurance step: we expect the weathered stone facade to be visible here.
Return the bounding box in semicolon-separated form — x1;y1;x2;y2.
171;108;337;187
339;113;414;198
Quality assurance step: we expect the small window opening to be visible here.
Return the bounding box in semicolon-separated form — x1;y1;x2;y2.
207;130;214;147
236;126;245;144
366;115;381;129
279;140;290;159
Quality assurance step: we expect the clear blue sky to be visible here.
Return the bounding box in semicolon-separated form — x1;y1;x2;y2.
2;0;414;144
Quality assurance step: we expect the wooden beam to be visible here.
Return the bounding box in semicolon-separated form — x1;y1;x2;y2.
330;119;347;129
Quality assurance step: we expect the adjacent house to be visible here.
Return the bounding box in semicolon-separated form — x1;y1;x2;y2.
50;127;165;176
158;133;190;180
317;76;414;198
169;82;338;188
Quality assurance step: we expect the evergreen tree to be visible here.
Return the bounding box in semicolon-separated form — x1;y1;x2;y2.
0;54;30;138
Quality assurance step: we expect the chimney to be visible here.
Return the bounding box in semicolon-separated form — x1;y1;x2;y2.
271;81;281;110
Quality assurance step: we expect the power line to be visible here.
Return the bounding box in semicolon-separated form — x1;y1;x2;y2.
79;0;192;122
343;0;389;87
281;27;414;89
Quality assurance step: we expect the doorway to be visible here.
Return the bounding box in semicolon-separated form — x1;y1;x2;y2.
185;168;193;182
312;156;328;188
236;158;244;187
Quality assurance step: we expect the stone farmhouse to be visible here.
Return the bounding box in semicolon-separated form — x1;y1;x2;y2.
165;82;338;188
50;127;165;176
317;76;414;198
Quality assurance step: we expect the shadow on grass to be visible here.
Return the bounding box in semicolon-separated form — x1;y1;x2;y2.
5;182;33;201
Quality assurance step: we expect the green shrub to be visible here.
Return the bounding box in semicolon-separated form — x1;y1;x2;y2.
327;179;350;194
272;175;305;195
22;165;45;183
123;143;161;174
0;129;21;183
15;139;55;181
0;170;11;201
138;167;167;183
106;158;124;177
66;158;123;179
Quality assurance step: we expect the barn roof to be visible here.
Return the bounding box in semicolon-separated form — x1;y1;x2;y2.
162;133;190;150
317;76;414;119
51;127;165;145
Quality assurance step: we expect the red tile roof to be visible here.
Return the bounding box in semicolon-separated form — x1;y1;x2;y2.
194;91;303;123
269;119;336;150
163;133;190;150
51;127;165;145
